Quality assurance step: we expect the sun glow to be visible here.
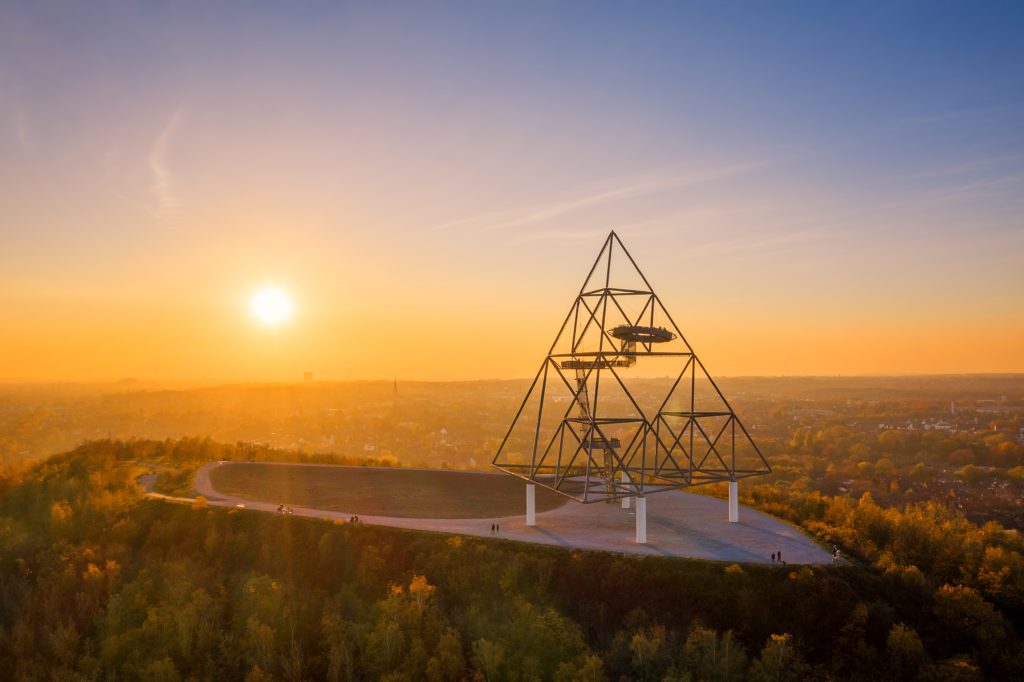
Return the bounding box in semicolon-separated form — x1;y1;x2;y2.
249;287;293;326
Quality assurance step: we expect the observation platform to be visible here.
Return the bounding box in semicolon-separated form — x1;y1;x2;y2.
610;325;676;343
192;462;831;564
558;325;675;370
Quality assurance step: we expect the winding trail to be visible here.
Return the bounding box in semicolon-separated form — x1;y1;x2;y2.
137;473;197;504
191;462;833;565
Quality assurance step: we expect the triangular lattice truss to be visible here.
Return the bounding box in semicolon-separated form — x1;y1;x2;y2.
493;232;771;503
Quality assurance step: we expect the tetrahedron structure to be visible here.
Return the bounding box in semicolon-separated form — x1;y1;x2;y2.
492;231;770;517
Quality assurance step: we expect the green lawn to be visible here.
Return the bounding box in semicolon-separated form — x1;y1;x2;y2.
208;463;570;518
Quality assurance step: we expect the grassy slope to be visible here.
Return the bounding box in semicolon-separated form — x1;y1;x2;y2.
208;462;569;518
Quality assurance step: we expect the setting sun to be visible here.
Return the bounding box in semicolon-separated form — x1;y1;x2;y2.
250;287;293;326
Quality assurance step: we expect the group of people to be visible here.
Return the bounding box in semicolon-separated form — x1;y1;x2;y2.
770;546;843;564
348;515;361;524
490;522;500;534
276;505;294;514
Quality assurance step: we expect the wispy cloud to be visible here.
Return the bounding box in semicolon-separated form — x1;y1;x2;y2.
896;102;1019;128
676;229;830;261
898;110;968;126
507;225;671;245
13;101;31;149
507;203;781;245
148;109;183;221
3;94;32;150
431;161;769;233
894;152;1024;182
929;173;1024;202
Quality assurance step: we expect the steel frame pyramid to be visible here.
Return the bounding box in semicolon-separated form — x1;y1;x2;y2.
492;231;771;503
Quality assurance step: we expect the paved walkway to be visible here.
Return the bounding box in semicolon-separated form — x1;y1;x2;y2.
137;473;198;504
193;462;832;565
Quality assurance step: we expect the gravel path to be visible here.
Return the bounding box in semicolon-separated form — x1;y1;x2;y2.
137;472;199;504
194;461;833;565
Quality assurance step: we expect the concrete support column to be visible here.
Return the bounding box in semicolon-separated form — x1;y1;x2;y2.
728;480;739;523
526;483;536;526
635;495;647;544
621;470;631;509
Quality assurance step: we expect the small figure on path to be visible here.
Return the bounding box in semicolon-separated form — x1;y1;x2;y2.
777;549;782;563
496;523;500;534
490;523;495;534
771;552;776;563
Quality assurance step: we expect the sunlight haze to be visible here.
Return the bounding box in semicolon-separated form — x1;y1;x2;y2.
1;2;1022;381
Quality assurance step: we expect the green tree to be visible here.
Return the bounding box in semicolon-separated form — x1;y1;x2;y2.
748;634;811;682
887;623;928;681
932;585;1007;666
630;624;668;682
322;612;358;682
366;621;404;677
555;654;607;682
681;623;748;681
472;639;505;682
426;630;465;682
142;657;182;682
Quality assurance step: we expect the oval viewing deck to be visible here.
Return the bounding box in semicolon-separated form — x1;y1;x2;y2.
609;325;676;344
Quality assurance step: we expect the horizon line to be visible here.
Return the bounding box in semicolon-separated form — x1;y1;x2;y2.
2;371;1023;388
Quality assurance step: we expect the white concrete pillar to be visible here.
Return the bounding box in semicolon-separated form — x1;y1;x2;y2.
635;495;647;544
621;470;631;509
728;480;739;523
526;483;536;526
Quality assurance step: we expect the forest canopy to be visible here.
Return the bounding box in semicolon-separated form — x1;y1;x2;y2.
0;439;1022;680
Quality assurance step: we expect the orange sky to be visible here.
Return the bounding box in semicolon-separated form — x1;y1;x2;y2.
1;4;1022;381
